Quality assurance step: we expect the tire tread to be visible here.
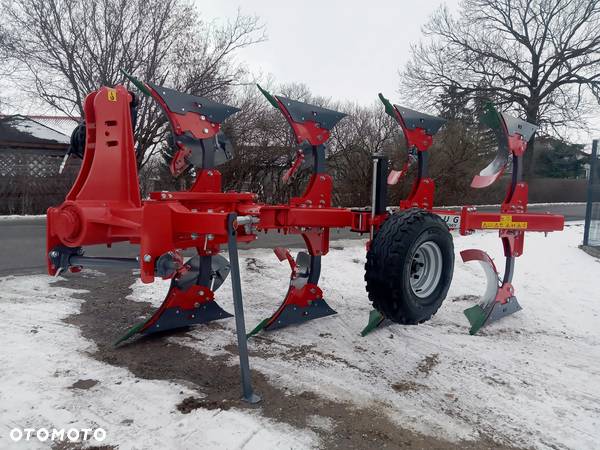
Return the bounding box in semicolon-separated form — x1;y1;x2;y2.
364;208;453;324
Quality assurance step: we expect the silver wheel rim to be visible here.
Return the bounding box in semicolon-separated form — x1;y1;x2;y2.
409;241;443;298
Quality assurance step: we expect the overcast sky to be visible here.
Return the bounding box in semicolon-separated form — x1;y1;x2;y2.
196;1;600;145
4;0;596;144
197;0;459;106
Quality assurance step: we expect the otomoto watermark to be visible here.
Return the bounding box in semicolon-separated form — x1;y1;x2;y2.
8;427;106;443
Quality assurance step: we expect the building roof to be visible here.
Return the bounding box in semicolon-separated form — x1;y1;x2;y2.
24;115;80;136
0;115;73;148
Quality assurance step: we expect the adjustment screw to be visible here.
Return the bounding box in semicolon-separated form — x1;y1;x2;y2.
198;290;204;296
143;254;152;262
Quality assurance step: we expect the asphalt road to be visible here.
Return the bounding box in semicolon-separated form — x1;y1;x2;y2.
0;203;586;277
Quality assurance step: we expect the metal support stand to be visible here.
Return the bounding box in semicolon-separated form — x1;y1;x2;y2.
370;157;379;241
369;153;388;240
583;139;598;246
226;213;261;404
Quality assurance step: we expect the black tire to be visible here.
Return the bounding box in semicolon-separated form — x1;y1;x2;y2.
365;208;454;324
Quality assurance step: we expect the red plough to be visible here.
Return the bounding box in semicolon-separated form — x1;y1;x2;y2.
47;76;564;399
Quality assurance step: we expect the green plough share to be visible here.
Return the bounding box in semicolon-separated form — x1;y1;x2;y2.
114;321;147;346
480;101;503;130
378;92;397;118
246;318;270;339
120;69;152;97
256;84;281;110
360;309;386;337
463;304;489;335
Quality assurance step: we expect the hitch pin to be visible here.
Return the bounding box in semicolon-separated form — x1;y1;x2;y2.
237;215;259;234
203;234;214;251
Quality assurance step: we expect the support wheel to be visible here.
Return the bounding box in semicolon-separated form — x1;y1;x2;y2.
365;209;454;324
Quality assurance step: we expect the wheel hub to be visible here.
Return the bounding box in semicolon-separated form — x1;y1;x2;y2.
409;241;443;298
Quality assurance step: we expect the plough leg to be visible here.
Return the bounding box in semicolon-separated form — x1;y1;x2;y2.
461;249;521;335
247;249;336;337
116;255;233;345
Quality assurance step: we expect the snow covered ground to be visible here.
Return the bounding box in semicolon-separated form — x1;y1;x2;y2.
0;276;316;449
0;215;46;220
131;223;600;449
0;223;598;449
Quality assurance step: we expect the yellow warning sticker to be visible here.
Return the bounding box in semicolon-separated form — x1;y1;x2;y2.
481;215;528;229
107;89;117;102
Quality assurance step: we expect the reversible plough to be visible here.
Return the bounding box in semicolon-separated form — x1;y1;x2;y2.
47;75;564;401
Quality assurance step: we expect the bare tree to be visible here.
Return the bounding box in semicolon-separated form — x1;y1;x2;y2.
328;102;399;206
0;24;10;65
403;0;600;179
2;0;265;165
0;23;17;110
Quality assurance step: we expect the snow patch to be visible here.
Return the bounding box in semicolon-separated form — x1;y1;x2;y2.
0;215;46;221
0;275;317;449
12;118;69;143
